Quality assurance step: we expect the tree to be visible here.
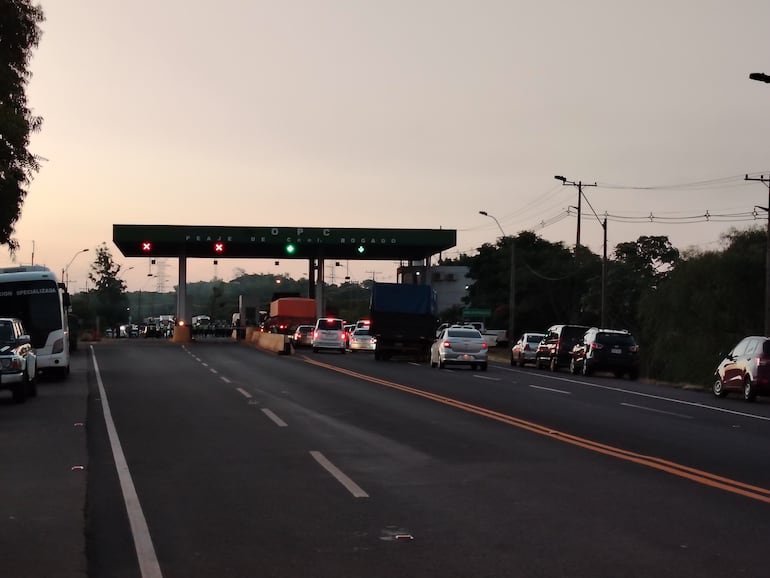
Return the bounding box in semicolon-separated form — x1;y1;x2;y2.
0;1;44;253
88;243;129;330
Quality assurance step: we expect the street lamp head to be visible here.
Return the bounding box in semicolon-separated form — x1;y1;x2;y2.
554;175;566;182
749;72;770;83
479;210;488;216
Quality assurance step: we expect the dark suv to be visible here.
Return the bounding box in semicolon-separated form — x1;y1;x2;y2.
535;324;590;372
569;328;640;379
713;336;770;402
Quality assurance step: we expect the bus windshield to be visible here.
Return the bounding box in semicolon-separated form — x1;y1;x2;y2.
0;279;63;348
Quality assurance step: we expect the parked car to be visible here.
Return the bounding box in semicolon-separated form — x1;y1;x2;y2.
535;324;590;371
291;325;314;348
569;328;640;379
713;336;770;402
0;317;37;403
510;332;546;367
312;317;346;353
430;327;488;371
348;327;376;352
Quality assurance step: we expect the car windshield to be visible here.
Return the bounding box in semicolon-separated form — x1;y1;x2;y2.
447;329;482;339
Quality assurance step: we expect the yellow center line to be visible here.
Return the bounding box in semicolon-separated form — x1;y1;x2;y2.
301;355;770;504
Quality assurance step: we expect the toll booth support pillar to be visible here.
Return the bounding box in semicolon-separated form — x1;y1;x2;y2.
173;256;191;342
316;258;325;319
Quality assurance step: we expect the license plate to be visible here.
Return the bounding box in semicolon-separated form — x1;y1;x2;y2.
611;348;622;354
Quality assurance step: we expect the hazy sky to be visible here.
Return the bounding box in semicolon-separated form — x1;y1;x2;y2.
5;0;770;292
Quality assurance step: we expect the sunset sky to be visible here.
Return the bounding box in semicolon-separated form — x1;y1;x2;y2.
4;0;770;292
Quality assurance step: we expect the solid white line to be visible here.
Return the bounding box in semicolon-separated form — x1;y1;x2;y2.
529;384;572;395
309;451;369;498
90;348;163;578
221;376;231;384
621;402;693;419
261;408;288;427
235;387;252;399
509;368;770;422
474;375;500;381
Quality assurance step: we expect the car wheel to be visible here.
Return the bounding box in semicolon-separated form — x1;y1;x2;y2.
340;348;345;354
510;353;515;367
470;363;477;371
439;358;445;369
549;356;558;372
480;362;488;372
313;347;319;353
744;377;757;402
713;377;727;398
613;370;624;379
628;370;639;381
569;358;578;375
582;361;593;376
430;357;437;368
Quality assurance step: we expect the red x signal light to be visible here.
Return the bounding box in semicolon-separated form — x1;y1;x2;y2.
214;242;225;254
141;241;152;252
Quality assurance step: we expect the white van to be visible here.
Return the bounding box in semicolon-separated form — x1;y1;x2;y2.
312;318;346;353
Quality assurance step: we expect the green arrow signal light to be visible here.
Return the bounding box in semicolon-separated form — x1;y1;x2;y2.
357;245;365;254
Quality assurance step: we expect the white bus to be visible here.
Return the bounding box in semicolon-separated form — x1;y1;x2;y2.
0;265;71;379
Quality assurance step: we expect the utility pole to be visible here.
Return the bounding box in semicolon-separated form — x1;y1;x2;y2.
554;176;597;250
744;174;770;335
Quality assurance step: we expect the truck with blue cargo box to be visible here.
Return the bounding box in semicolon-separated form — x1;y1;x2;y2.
369;282;438;362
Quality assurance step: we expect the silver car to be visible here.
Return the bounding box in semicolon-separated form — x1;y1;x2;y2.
348;327;376;352
510;332;545;367
430;327;488;371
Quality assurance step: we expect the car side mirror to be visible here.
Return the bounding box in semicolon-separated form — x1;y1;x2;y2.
18;335;31;345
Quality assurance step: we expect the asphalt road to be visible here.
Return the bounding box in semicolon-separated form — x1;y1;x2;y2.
5;338;770;577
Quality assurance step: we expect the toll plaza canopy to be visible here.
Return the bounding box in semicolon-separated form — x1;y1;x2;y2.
113;224;457;261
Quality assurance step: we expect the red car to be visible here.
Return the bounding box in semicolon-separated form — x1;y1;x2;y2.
713;336;770;401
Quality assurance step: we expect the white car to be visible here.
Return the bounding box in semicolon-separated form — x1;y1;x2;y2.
0;317;38;403
430;327;488;371
348;327;376;352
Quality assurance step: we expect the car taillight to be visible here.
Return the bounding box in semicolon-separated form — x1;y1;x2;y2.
341;332;347;341
314;330;320;340
523;344;530;351
629;345;639;352
590;342;604;350
443;340;452;348
757;356;768;366
481;342;488;349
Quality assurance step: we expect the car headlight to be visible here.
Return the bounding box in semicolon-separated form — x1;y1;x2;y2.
1;356;23;370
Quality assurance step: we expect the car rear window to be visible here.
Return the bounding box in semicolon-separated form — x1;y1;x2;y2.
353;328;369;336
447;329;482;339
527;334;544;343
317;319;343;330
596;332;636;346
561;326;589;339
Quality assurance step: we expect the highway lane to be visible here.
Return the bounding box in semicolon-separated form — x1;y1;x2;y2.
86;339;770;578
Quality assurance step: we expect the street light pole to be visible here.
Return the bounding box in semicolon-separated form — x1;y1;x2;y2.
62;248;90;291
479;210;515;345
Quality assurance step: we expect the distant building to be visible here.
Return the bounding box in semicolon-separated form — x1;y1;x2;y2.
397;263;470;315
